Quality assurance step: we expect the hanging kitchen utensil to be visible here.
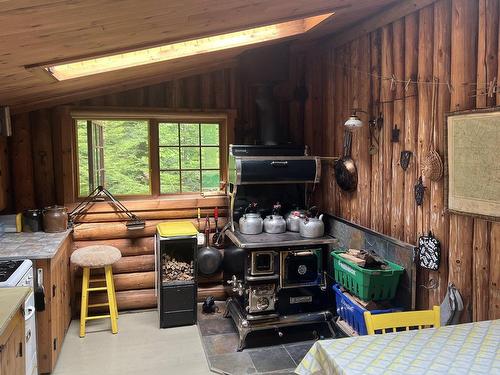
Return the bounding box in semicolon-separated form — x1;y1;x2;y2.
414;176;426;206
334;130;358;192
369;113;383;155
400;150;412;171
34;268;46;312
198;216;222;275
391;124;400;142
212;207;220;244
422;77;444;181
415;231;440;271
68;185;145;229
368;120;378;155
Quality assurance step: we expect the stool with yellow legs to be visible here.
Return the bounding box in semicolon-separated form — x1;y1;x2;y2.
71;245;122;337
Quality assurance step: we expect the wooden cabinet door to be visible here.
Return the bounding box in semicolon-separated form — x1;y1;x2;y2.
0;310;25;375
35;234;73;374
50;236;72;363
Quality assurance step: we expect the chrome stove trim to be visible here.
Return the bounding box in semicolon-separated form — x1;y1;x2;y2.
224;297;335;351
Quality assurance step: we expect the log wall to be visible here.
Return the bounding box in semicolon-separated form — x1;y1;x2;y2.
292;0;499;321
2;48;290;312
3;68;237;312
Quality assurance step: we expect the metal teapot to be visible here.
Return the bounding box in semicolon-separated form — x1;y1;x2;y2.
299;207;325;238
264;203;286;234
285;207;306;232
239;203;263;235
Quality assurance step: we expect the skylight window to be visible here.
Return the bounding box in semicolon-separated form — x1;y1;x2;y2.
33;13;333;81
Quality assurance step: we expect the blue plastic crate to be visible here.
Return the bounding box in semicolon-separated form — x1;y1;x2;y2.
333;284;401;335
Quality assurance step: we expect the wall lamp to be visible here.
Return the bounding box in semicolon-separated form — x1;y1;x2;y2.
344;108;368;130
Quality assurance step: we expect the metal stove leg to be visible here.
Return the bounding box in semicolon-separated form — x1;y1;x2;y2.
326;320;336;338
223;299;231;318
237;328;250;351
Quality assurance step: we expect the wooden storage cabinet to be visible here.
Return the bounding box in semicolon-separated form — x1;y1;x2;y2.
34;235;72;374
0;309;25;375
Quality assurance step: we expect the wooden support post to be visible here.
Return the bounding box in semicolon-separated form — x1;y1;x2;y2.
390;19;405;241
448;0;479;323
416;5;435;309
369;30;383;233
428;0;452;308
403;13;419;245
380;24;394;235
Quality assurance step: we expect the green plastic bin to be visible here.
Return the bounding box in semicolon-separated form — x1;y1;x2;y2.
331;250;404;301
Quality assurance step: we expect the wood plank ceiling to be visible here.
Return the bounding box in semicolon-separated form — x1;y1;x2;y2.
0;0;398;113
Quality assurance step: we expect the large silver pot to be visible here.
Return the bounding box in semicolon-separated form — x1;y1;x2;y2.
286;209;306;232
299;214;325;238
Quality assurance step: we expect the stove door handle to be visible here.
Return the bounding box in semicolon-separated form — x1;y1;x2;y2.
24;305;35;321
270;161;288;168
293;250;314;257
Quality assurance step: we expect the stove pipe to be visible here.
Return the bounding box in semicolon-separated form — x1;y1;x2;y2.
255;84;283;145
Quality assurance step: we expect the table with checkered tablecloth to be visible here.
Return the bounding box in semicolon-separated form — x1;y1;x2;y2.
295;319;500;375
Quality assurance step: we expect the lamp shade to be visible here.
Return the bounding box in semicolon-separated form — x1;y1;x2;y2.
344;114;363;129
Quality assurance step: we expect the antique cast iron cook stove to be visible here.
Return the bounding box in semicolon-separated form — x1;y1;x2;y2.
224;145;338;350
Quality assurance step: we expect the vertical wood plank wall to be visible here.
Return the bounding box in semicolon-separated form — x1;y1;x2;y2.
292;0;499;321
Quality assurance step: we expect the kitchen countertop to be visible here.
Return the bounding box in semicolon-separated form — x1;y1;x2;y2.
0;230;72;260
0;287;30;336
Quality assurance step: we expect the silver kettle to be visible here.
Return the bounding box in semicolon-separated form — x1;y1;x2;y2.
299;208;325;238
286;208;306;232
264;203;286;234
239;203;263;235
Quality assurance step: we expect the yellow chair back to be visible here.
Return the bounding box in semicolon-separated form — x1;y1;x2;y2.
364;306;440;335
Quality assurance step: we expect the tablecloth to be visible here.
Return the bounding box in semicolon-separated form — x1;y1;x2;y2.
296;319;500;375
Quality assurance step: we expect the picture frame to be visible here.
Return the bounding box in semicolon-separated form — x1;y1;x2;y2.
444;107;500;222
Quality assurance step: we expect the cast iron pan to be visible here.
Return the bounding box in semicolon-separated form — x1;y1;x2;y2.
334;130;358;192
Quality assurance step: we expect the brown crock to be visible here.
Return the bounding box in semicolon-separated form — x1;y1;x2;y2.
42;205;68;233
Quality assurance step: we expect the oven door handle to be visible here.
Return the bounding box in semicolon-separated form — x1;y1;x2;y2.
24;305;35;321
292;251;314;256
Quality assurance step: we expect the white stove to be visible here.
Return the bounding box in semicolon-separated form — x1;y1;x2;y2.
0;259;38;375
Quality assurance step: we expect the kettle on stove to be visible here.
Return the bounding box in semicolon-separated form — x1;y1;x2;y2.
264;203;286;234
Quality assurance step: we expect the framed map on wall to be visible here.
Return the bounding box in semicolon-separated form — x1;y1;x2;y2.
445;107;500;221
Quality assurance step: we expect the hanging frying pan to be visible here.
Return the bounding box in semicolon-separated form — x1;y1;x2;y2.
334;130;358;192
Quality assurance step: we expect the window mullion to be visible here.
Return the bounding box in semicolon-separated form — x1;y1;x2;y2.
178;123;182;193
150;119;160;196
86;120;94;192
199;123;202;192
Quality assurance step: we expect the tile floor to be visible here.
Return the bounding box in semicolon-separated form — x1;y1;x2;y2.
198;302;332;375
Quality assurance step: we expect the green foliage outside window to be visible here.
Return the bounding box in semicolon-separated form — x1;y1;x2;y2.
77;119;149;196
77;119;220;197
159;122;220;194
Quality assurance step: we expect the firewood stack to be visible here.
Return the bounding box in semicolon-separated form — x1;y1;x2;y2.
161;254;194;282
338;249;389;270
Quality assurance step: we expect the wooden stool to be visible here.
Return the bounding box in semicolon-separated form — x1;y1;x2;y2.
71;245;122;337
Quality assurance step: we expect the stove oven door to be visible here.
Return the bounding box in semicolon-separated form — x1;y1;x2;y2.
281;250;322;288
277;286;328;315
